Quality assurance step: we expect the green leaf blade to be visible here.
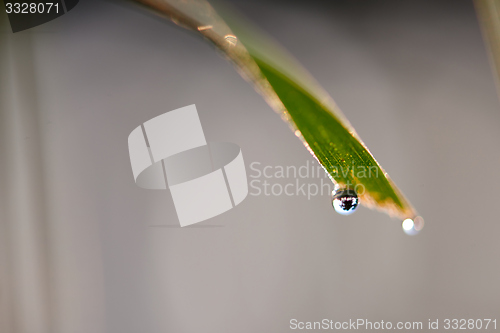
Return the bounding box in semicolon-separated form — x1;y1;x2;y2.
254;56;412;219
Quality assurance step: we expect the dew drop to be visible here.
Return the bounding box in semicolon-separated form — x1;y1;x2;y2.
402;216;424;236
197;25;213;31
224;34;238;46
332;188;359;215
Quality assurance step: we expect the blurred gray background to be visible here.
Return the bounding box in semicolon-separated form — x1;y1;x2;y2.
1;0;499;332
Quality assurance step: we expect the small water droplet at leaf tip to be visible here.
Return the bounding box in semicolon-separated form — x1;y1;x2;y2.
402;216;424;236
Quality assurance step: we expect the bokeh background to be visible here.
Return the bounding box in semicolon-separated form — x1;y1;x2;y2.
1;0;499;332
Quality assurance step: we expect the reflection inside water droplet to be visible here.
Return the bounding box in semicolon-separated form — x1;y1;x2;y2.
402;216;424;235
332;188;359;215
224;34;238;46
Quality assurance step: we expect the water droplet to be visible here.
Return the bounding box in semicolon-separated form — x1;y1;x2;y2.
332;188;359;215
402;216;424;235
197;25;213;31
224;34;238;46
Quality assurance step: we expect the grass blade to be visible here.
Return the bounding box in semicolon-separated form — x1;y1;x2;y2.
132;0;419;221
475;0;500;100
